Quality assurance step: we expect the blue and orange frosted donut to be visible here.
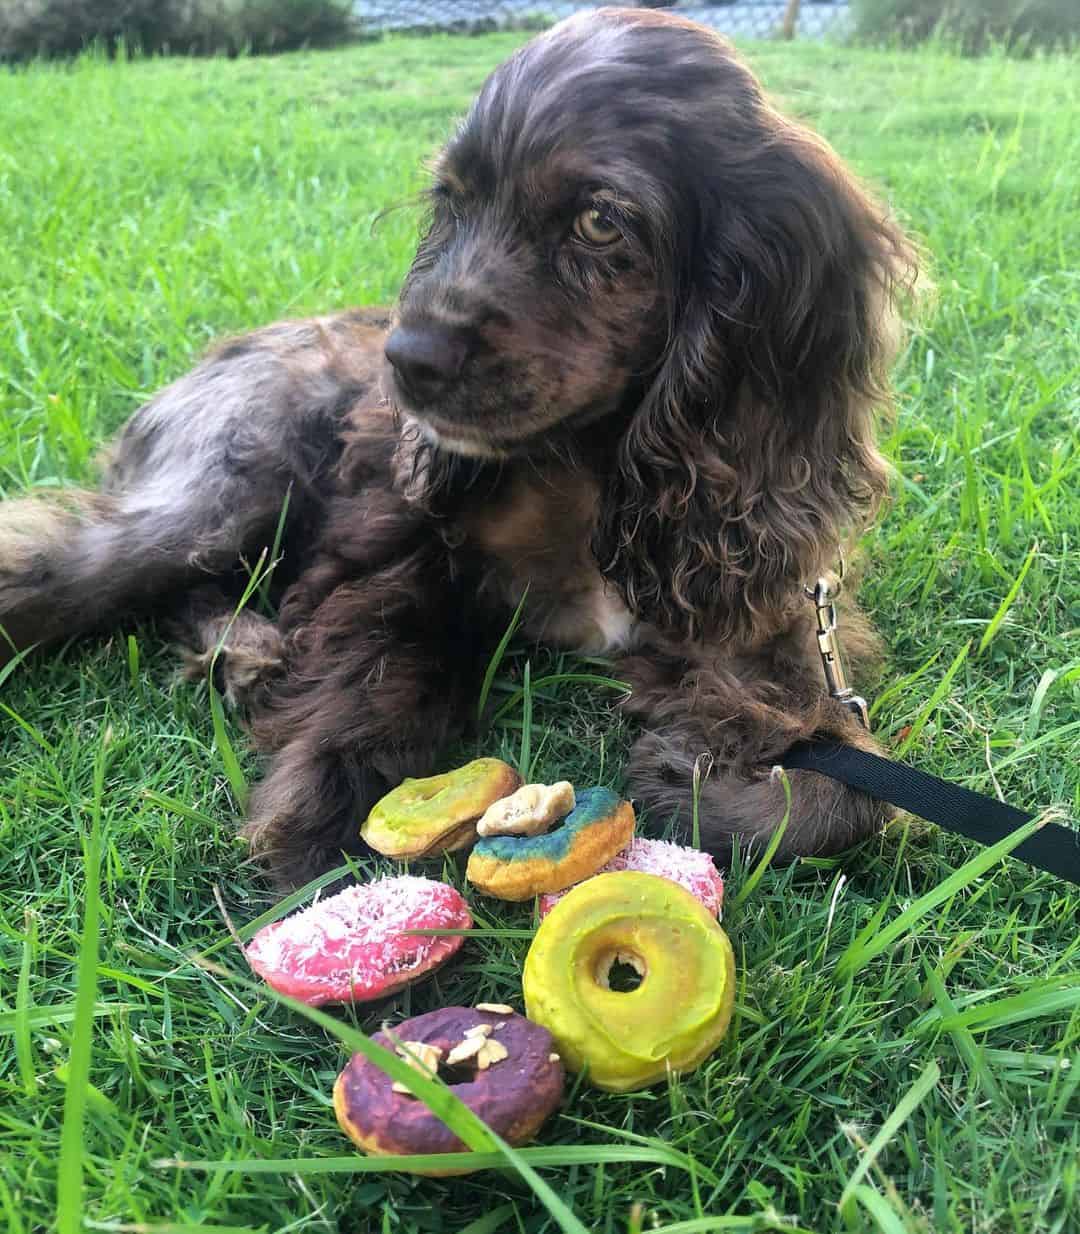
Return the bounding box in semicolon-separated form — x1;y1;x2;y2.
465;787;634;901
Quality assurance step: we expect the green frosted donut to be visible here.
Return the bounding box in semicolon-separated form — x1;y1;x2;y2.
465;787;634;902
362;759;521;859
522;870;735;1091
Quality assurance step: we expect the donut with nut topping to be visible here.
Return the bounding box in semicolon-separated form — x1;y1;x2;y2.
333;1005;565;1174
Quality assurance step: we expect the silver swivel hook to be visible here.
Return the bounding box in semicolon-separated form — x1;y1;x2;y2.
806;573;870;730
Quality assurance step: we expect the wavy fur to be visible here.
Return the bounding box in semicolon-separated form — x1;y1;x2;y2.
0;10;919;885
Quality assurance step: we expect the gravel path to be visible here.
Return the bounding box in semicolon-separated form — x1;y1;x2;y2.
352;1;851;41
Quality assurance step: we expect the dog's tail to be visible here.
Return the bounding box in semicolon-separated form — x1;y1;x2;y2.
0;490;136;663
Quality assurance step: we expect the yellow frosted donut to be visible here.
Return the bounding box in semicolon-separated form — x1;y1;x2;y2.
522;871;735;1092
361;759;521;859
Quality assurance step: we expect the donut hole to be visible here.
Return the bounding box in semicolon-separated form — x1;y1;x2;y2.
595;948;646;993
434;1046;508;1085
437;1059;482;1086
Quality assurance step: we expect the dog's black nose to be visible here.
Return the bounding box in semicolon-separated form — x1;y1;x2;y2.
385;323;469;404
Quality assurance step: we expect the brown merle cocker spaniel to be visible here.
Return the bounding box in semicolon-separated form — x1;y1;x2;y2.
0;9;918;887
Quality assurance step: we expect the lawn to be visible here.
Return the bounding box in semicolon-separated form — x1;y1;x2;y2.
1;27;1078;1234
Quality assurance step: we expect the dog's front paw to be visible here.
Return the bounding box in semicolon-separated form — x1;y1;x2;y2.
241;740;387;889
176;607;285;709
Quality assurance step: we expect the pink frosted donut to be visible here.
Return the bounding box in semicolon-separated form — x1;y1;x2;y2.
538;838;724;919
246;876;472;1006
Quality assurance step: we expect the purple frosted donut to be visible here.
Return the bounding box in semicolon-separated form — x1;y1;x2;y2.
333;1005;565;1174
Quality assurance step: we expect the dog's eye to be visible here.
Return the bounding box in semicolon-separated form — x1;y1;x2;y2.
572;206;622;248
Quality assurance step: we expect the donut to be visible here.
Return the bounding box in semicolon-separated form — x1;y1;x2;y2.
538;837;724;919
246;876;471;1006
465;786;634;901
333;1005;565;1175
522;871;735;1091
361;758;521;859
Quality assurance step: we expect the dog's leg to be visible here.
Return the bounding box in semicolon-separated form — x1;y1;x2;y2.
242;532;490;888
0;315;376;666
618;646;887;865
166;584;285;710
626;724;885;865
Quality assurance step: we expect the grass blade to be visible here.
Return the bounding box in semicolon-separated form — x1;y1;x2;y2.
232;864;358;943
196;863;366;964
652;1220;816;1234
456;1206;516;1234
839;894;894;971
0;639;38;687
933;980;1080;1034
15;911;37;1094
256;480;292;616
518;658;532;780
922;962;1003;1105
196;863;360;967
835;811;1047;978
564;1118;720;1188
868;646;944;722
838;1060;940;1210
894;640;970;758
0;1002;134;1036
141;791;223;829
0;700;57;757
1024;661;1080;739
157;1144;703;1176
730;767;792;912
206;547;282;808
977;540;1037;655
126;633;141;697
477;587;528;725
55;736;106;1234
691;753;712;850
208;682;248;807
986;719;1080;774
85;1224;265;1234
845;1185;910;1234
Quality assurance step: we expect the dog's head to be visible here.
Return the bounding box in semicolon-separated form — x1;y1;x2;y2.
386;7;918;637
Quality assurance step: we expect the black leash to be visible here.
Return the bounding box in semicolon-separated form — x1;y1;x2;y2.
790;572;1080;887
781;739;1080;888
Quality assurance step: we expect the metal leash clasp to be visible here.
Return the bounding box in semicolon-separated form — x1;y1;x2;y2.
807;574;870;730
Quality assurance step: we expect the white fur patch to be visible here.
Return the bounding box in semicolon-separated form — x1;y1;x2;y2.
413;418;508;460
588;585;637;653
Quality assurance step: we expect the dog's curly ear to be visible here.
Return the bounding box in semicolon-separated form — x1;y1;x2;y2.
594;118;919;643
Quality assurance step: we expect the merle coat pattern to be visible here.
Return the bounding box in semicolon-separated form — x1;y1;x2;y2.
0;8;917;887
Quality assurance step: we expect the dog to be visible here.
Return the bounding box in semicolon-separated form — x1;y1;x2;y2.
0;7;918;888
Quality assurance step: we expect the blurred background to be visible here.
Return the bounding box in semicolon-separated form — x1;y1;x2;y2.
349;1;849;42
1;0;1076;59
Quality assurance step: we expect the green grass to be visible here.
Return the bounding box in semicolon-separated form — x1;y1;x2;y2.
1;30;1078;1234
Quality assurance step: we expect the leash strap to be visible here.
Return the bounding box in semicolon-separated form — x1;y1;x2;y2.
781;740;1080;887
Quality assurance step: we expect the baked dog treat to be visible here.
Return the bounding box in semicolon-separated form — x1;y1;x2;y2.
465;786;634;902
246;876;471;1005
361;758;521;859
523;871;735;1091
475;780;576;837
538;837;724;918
334;1005;565;1174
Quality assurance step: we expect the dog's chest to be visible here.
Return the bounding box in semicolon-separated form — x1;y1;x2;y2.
456;468;637;655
